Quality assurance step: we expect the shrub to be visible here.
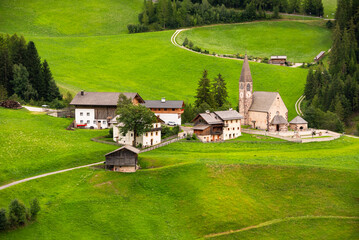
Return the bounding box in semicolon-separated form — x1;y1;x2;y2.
107;128;113;138
182;37;189;46
193;46;201;52
172;126;180;135
0;208;7;231
8;199;27;227
356;123;359;136
262;57;269;63
30;198;41;221
192;133;198;140
189;41;194;48
326;20;334;29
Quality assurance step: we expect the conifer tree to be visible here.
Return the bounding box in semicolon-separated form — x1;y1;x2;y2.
42;60;61;101
0;38;13;95
195;69;215;108
8;199;27;227
212;73;228;107
11;64;37;102
25;41;44;100
0;208;6;231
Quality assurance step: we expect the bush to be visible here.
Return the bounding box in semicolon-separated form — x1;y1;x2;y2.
127;24;149;33
30;198;41;221
0;208;7;231
356;123;359;136
172;126;180;135
326;20;334;29
262;57;269;63
192;133;198;140
107;128;113;138
182;37;189;46
8;199;27;228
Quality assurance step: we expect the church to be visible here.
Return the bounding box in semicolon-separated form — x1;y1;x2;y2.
238;55;289;131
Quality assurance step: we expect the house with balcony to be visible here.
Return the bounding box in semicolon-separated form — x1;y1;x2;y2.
192;110;243;142
143;98;184;125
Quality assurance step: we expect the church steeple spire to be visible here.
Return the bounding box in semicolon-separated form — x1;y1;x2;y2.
239;54;252;82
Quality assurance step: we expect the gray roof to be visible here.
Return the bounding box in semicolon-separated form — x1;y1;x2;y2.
249;91;279;112
214;110;243;120
239;54;252;83
270;56;287;59
70;92;144;106
199;112;223;124
105;145;140;156
143;100;184;109
315;51;325;60
271;115;288;125
289;116;308;124
193;124;211;130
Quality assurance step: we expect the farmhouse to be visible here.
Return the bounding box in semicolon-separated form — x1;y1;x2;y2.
105;145;140;172
192;110;243;142
111;116;163;147
239;54;289;131
70;91;144;129
143;98;184;125
269;56;287;65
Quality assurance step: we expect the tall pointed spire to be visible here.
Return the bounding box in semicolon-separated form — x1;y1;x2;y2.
239;54;252;82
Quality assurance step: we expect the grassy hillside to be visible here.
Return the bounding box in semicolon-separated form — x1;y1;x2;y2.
0;108;116;185
0;137;358;239
0;0;143;36
177;21;332;63
29;31;307;120
323;0;337;19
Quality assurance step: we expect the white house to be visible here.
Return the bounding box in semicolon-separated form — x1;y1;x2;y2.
111;116;163;147
143;98;184;125
70;91;145;129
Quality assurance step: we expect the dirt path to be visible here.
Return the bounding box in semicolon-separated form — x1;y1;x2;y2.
204;215;359;238
0;161;103;191
295;95;305;116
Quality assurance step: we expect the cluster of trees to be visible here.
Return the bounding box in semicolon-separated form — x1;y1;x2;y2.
203;0;323;16
0;34;63;107
128;0;279;33
303;1;359;132
182;69;231;123
0;198;40;232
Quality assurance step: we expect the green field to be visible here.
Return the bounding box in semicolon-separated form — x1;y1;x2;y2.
177;21;332;63
0;108;116;185
0;0;143;36
0;110;358;239
323;0;337;19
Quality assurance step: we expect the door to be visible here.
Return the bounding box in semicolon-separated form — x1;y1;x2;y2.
150;139;153;146
276;124;280;131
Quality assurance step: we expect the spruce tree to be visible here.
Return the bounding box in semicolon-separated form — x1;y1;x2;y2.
0;208;7;231
30;198;40;221
42;60;61;102
212;73;228;107
0;38;13;95
195;69;215;108
329;24;344;76
25;41;44;100
12;64;37;102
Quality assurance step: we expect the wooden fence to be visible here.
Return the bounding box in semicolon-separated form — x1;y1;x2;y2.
140;135;186;153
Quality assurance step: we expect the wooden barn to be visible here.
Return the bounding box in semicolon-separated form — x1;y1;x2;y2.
269;56;287;65
105;145;140;172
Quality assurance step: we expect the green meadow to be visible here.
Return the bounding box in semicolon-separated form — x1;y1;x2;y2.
177;21;332;63
0;108;116;185
0;110;358;239
323;0;337;18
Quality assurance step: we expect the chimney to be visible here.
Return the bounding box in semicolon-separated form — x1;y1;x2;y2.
205;110;210;113
161;97;166;103
80;90;84;96
229;108;233;111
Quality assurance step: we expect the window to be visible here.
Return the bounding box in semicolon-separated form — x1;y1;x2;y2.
240;83;244;89
151;132;153;136
172;108;175;111
87;112;90;116
228;128;230;131
80;112;83;116
156;132;158;136
87;120;90;124
80;120;83;123
247;83;251;91
146;133;148;137
103;121;106;124
237;127;239;130
93;121;96;124
131;133;133;137
164;108;167;111
233;127;235;130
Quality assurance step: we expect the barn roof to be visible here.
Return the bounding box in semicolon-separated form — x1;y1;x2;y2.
270;56;287;59
143;100;184;109
289;116;308;124
105;145;140;156
214;110;243;120
249;91;279;112
271;115;288;125
199;112;223;124
193;124;211;130
70;92;144;106
239;54;252;83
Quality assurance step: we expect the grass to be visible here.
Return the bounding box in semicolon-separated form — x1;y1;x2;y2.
177;21;332;63
323;0;337;19
227;133;285;142
0;108;117;185
0;0;143;36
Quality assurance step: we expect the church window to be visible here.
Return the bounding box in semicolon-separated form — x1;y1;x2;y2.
240;83;244;89
246;84;251;91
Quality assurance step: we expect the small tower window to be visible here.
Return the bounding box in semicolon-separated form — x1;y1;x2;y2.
246;83;251;91
240;83;244;89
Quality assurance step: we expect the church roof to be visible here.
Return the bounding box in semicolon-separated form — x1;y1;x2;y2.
214;110;243;120
289;116;308;124
239;54;252;82
271;115;288;125
249;91;279;112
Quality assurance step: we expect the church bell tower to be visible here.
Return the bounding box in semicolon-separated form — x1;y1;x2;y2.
238;54;253;125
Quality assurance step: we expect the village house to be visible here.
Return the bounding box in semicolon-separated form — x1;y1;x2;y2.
143;98;184;125
239;54;289;131
70;91;144;129
105;145;140;172
269;56;287;65
314;51;325;62
192;110;243;142
111;116;163;147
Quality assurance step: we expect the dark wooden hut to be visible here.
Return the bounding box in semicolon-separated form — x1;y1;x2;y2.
105;145;140;172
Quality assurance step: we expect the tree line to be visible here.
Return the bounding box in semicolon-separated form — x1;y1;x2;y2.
182;69;231;123
0;34;63;107
0;198;40;232
303;0;359;133
128;0;280;33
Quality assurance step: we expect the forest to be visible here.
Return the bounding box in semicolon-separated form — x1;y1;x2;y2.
304;0;359;132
